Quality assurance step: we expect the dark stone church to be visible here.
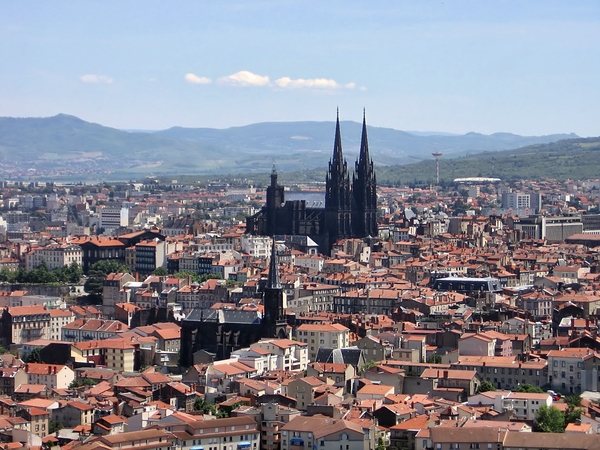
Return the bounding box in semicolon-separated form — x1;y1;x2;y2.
180;242;288;366
246;110;378;254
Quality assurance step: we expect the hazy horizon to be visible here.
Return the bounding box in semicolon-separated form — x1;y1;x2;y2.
1;1;599;136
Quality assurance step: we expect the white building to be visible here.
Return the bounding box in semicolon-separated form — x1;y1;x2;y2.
250;338;309;372
280;416;369;450
25;244;82;270
296;323;350;361
25;363;75;390
467;390;552;421
49;309;76;341
98;206;129;232
240;234;271;258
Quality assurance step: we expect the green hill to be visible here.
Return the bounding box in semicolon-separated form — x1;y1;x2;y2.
374;137;600;185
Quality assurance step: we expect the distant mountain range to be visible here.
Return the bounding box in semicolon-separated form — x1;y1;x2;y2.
0;114;581;179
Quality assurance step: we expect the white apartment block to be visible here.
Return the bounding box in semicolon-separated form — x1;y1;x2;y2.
502;392;552;420
49;309;76;341
240;234;271;258
250;339;309;372
296;323;350;361
502;192;532;210
98;206;129;231
294;255;325;272
25;244;82;270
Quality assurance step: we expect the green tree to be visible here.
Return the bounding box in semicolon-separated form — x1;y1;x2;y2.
69;378;96;389
89;260;130;276
514;383;544;393
426;354;442;364
476;380;497;394
217;401;242;418
49;419;64;434
153;267;168;276
84;259;130;299
376;436;386;450
26;347;42;363
358;360;379;375
65;261;84;283
564;394;584;424
534;405;565;433
193;397;217;415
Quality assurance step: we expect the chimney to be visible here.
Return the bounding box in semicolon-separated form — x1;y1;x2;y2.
586;319;590;331
444;370;449;378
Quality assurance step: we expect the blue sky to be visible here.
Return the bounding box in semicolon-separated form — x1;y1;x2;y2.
1;1;599;135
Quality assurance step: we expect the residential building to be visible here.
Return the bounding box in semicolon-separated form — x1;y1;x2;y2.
24;363;75;390
296;323;350;361
161;416;260;450
25;243;82;270
102;272;136;317
0;305;51;346
49;309;75;341
250;339;309;373
280;415;369;450
61;318;129;342
548;348;600;394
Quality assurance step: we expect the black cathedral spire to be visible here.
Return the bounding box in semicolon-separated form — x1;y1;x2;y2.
262;239;286;338
267;238;281;289
325;109;353;245
353;109;378;237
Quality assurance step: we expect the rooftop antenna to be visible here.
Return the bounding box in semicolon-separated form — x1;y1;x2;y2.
432;152;443;184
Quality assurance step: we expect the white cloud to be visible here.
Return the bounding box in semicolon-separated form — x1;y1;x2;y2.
274;77;357;90
184;73;211;84
218;70;270;87
80;74;113;84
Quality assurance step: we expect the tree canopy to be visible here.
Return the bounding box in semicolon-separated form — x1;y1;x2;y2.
514;383;544;393
476;380;496;394
84;259;130;299
0;261;82;284
152;267;168;276
564;394;584;425
534;405;565;433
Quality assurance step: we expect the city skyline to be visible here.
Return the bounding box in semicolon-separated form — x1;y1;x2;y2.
1;1;599;136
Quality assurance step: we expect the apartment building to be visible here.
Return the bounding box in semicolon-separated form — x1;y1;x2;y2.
61;318;129;342
548;347;600;394
25;243;82;270
49;309;75;341
280;416;369;450
296;323;350;361
162;416;260;450
102;272;135;317
250;339;309;372
24;363;75;389
1;305;51;346
451;356;548;391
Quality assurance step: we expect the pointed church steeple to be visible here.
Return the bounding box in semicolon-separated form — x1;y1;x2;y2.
331;108;345;173
267;239;281;289
263;239;286;338
358;108;371;173
326;108;353;244
352;109;378;238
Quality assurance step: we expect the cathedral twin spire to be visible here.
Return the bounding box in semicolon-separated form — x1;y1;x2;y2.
325;109;378;241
